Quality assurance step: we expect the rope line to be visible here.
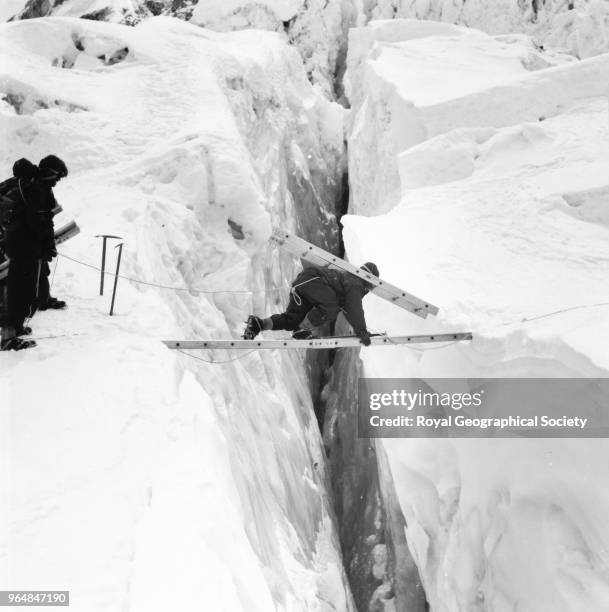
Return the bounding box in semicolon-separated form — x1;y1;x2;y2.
291;275;320;306
50;257;58;291
58;252;288;295
177;348;257;364
401;340;465;352
30;332;89;340
58;252;609;328
517;301;609;324
50;253;609;364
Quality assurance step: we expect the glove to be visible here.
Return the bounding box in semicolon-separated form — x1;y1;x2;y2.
293;328;315;340
44;247;57;262
359;331;372;346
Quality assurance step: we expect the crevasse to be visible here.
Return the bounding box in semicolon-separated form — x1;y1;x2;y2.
0;16;355;611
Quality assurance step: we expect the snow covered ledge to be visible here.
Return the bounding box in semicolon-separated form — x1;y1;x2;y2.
0;16;353;610
336;16;609;612
346;19;609;215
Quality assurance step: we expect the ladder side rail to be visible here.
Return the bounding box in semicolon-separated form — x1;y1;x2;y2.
163;333;472;350
271;229;438;317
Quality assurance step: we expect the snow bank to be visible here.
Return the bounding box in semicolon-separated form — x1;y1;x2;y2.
12;0;609;103
192;0;301;25
363;0;541;34
191;0;349;98
0;16;351;611
359;0;609;58
12;0;144;23
342;19;609;612
545;0;609;58
0;0;27;21
11;0;351;98
346;18;609;214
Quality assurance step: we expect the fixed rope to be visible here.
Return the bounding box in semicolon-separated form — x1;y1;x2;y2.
58;252;287;295
51;252;609;364
59;252;609;327
177;348;257;364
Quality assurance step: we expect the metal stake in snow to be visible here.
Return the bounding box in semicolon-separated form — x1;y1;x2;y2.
109;242;124;316
96;234;122;295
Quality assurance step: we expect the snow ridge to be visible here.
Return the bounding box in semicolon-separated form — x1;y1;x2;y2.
0;16;352;611
341;18;609;612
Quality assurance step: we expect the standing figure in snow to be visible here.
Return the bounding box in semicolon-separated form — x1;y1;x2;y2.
35;155;68;312
243;262;379;345
1;155;68;351
0;159;37;263
1;158;40;350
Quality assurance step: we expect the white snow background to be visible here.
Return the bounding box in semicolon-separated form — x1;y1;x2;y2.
0;16;352;612
1;4;609;612
344;17;609;612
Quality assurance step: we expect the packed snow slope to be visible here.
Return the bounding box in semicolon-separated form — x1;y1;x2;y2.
8;1;609;98
342;19;609;612
359;0;609;59
0;16;353;612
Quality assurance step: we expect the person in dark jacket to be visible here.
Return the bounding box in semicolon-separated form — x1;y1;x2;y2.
1;158;44;350
243;262;379;345
0;158;38;262
35;155;67;311
1;155;68;351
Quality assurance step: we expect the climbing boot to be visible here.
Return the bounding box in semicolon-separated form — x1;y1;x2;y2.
243;315;264;340
38;297;67;311
1;337;37;351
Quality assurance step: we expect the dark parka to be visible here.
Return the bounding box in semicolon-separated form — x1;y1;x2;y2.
270;265;371;337
4;179;56;260
2;159;55;334
313;266;369;335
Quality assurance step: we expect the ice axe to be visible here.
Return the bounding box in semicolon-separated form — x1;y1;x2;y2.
109;242;124;317
96;234;122;295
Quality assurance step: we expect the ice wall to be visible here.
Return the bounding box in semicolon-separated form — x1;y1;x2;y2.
9;0;353;98
337;17;609;612
359;0;609;59
345;19;609;214
0;16;353;611
320;338;427;612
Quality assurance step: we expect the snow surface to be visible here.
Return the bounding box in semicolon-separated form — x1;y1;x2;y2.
3;8;609;612
190;0;349;99
362;0;609;58
546;0;609;58
347;18;609;215
192;0;301;25
49;0;138;22
8;0;609;101
0;16;352;611
0;0;27;21
343;18;609;612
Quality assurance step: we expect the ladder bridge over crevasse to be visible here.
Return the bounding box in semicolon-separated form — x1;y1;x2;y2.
163;228;473;351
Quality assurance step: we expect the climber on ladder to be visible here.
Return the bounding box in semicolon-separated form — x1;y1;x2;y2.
243;262;380;345
164;229;472;352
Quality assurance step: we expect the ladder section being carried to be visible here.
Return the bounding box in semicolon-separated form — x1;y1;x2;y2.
161;228;473;352
270;227;438;319
0;221;80;282
163;333;472;351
